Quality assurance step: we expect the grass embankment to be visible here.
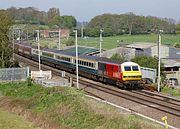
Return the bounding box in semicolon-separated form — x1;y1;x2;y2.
0;81;163;129
29;34;180;50
0;108;39;129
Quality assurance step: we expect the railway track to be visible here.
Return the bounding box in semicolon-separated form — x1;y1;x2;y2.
78;79;180;117
15;54;180;128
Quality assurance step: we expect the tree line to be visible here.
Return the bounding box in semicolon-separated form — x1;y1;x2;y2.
5;7;77;29
2;7;180;36
80;13;177;37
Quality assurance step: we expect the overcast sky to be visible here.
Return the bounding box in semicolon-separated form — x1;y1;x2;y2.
0;0;179;22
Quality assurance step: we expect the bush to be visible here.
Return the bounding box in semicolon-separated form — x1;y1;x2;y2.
65;37;75;46
174;43;180;48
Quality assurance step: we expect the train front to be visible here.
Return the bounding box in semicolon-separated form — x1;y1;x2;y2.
121;62;142;89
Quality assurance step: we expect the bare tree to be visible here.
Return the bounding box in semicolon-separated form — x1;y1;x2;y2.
47;8;60;20
126;12;135;35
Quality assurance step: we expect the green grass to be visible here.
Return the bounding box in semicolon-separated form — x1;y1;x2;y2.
29;34;180;50
0;108;39;129
0;81;164;129
78;34;180;50
161;86;180;98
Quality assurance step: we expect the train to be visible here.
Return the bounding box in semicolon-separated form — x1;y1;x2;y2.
14;42;142;89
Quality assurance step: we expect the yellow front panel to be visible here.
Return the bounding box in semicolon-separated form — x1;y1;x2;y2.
122;71;142;81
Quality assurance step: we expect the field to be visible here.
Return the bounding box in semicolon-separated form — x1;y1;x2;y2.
30;34;180;50
78;34;180;50
0;81;164;129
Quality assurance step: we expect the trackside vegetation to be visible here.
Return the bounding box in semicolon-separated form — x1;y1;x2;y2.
0;81;164;129
161;87;180;98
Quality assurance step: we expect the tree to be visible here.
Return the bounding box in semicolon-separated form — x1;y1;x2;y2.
65;37;74;46
175;24;180;34
47;8;60;20
0;10;13;68
48;15;62;28
174;43;180;48
131;56;165;76
110;53;126;62
61;16;77;29
126;12;135;35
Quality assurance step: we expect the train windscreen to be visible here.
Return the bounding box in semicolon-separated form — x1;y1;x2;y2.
132;66;139;71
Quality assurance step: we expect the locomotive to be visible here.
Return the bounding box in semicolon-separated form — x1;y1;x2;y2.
15;42;142;89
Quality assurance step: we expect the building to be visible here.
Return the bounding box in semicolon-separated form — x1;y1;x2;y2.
100;47;133;60
41;29;70;39
126;42;180;82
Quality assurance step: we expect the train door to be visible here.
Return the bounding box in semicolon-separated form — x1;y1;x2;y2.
112;65;119;78
106;64;112;77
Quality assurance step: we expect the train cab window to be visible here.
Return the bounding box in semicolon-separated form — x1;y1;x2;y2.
132;66;139;71
124;66;131;71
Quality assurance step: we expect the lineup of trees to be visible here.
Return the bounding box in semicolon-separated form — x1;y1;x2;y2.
82;13;176;37
5;7;77;29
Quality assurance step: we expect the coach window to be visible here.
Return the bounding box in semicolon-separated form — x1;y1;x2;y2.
124;66;131;71
89;63;91;67
92;63;95;68
91;63;93;68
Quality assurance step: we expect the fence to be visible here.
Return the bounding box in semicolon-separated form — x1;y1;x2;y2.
0;67;29;82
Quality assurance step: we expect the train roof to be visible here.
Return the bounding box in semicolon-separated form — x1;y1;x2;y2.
41;47;124;64
48;49;100;61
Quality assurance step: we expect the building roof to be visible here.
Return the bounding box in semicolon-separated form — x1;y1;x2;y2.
162;59;180;67
126;42;157;49
62;45;100;55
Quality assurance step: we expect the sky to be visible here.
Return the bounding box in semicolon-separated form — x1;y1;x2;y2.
0;0;179;22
